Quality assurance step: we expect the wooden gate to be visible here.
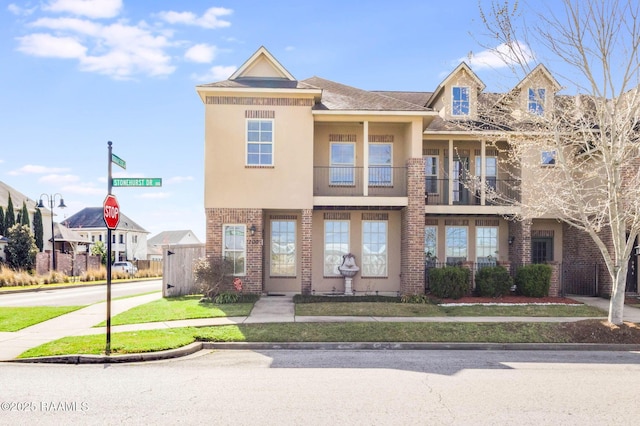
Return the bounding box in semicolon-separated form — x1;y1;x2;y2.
162;244;205;297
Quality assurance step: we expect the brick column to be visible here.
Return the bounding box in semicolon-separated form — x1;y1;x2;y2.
401;157;426;295
206;208;263;293
300;209;313;295
548;261;560;297
508;219;531;266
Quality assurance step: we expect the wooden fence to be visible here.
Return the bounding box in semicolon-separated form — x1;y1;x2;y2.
162;244;205;297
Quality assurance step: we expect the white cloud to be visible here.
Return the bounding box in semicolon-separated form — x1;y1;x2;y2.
157;7;232;29
61;183;103;195
43;0;123;19
31;17;102;35
461;41;535;70
16;33;87;58
165;176;194;184
8;164;71;175
191;65;237;82
285;46;295;51
8;3;36;16
39;174;80;184
184;44;217;63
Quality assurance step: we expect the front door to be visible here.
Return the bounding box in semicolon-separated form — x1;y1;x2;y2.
264;214;300;293
626;236;638;293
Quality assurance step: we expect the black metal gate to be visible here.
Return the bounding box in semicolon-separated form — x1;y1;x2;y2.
562;262;598;296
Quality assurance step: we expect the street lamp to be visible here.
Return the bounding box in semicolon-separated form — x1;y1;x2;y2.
37;194;67;271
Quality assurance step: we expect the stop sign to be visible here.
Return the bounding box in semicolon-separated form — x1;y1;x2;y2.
103;194;120;230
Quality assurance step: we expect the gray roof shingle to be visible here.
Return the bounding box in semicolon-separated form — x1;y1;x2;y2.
64;207;148;233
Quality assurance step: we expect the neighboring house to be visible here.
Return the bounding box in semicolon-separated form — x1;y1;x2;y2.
0;235;7;261
195;46;633;296
64;207;149;262
147;230;201;261
51;222;91;255
0;180;55;254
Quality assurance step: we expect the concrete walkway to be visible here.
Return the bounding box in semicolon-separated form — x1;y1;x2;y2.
1;293;640;362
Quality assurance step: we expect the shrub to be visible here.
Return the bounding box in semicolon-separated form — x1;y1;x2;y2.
515;264;552;297
193;257;234;300
214;291;240;304
400;294;431;304
475;266;513;298
428;266;471;299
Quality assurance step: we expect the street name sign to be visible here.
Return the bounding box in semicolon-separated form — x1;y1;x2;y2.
112;178;162;187
111;154;126;170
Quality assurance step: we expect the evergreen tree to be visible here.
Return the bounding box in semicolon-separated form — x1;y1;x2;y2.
5;193;15;231
4;224;38;270
33;208;44;252
20;201;30;228
0;206;4;236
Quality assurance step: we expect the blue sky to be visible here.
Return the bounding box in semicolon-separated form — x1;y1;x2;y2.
0;0;561;241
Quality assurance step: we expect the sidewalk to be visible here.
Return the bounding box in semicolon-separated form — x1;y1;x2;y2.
2;294;640;362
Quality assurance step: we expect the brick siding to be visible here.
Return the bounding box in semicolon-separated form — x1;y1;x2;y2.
400;157;426;295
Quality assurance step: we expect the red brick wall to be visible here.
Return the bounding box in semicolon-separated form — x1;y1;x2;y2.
508;219;532;265
562;223;613;296
401;157;426;295
206;208;263;293
300;209;313;295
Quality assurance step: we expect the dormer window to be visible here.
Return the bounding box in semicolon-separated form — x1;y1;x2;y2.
528;88;546;115
452;86;470;116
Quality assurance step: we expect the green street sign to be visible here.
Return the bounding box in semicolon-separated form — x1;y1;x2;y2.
112;178;162;187
111;154;126;170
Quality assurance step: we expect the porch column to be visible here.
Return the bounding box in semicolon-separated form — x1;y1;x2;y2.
401;157;426;295
448;139;454;205
363;121;369;196
300;209;313;295
480;139;486;206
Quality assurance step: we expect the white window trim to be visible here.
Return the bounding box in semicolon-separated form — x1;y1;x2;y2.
528;88;546;116
270;219;296;277
445;225;468;263
452;86;470;116
476;226;499;263
324;220;350;277
362;220;388;277
368;142;393;186
245;118;275;167
329;142;356;185
222;224;246;276
424;225;438;259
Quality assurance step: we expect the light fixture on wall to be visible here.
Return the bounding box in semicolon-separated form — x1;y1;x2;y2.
249;225;256;236
508;236;516;245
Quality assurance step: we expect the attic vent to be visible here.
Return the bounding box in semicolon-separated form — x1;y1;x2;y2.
329;134;356;142
445;219;469;226
475;219;499;226
324;212;350;220
362;213;388;221
245;110;275;119
369;135;394;143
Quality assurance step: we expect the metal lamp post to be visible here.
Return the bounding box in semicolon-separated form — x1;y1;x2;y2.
37;194;66;271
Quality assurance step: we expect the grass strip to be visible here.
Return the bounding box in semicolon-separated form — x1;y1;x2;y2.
96;295;255;326
295;302;606;317
0;306;84;332
20;322;572;358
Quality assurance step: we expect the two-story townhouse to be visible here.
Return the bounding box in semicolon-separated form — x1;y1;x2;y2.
197;46;632;297
64;207;149;262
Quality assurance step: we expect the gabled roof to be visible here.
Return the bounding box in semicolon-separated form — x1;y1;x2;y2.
514;63;562;92
0;181;41;214
427;62;486;108
64;207;148;233
52;222;91;244
302;77;430;112
229;46;296;81
148;230;201;246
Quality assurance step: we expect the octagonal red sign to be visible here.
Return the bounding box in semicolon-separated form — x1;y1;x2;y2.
103;194;120;230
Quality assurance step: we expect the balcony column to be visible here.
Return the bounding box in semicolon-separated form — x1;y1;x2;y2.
363;121;369;196
480;139;486;206
448;139;453;205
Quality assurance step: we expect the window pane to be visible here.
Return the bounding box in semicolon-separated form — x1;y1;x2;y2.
324;220;349;275
223;225;246;275
425;226;437;259
331;143;354;165
271;220;296;276
476;227;498;262
362;221;387;276
246;119;274;166
445;226;467;263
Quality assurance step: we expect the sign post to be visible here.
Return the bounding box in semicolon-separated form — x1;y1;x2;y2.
104;141;120;356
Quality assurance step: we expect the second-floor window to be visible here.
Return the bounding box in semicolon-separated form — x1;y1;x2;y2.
330;142;355;185
528;88;545;115
247;119;273;166
369;143;392;186
452;86;470;116
119;234;124;244
475;156;497;191
425;156;439;193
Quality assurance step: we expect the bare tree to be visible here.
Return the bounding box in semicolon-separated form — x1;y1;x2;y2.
474;0;640;324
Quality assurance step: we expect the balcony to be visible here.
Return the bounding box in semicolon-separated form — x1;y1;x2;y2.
425;178;521;206
314;166;407;197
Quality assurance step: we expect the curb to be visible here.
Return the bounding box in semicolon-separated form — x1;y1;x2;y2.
7;341;640;364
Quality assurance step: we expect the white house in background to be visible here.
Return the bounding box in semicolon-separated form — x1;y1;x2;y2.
64;207;149;262
0;180;55;257
147;230;201;261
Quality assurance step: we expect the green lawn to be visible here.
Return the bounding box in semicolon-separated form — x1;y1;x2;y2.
0;306;84;332
97;295;256;326
295;302;607;317
19;322;573;358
